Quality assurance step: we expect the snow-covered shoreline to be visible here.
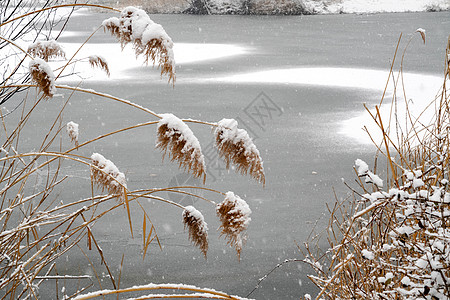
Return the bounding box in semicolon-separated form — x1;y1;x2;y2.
93;0;450;15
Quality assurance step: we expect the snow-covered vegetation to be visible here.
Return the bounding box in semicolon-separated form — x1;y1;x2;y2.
302;34;450;299
0;2;263;299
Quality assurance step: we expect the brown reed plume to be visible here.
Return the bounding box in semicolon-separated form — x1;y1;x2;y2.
215;118;265;185
216;191;252;258
182;205;209;257
29;57;56;98
102;6;175;83
156;114;206;181
88;55;110;76
27;39;65;61
66;121;79;146
91;153;127;201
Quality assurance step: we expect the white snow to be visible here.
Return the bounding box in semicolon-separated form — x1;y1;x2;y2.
314;0;449;14
207;67;443;145
355;159;369;175
361;249;375;260
52;42;246;82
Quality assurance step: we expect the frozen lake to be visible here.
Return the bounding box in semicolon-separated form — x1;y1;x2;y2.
9;9;449;299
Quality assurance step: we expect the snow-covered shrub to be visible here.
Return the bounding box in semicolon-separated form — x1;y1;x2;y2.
303;33;450;299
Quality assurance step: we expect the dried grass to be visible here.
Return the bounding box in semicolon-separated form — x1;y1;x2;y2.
1;4;261;298
303;34;450;299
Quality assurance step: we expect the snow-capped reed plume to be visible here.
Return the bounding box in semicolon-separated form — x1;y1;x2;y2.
102;6;175;83
27;40;65;62
156;114;206;181
88;55;110;76
216;191;251;258
215;118;265;185
91;153;127;201
29;57;56;98
66;121;79;146
182;206;208;257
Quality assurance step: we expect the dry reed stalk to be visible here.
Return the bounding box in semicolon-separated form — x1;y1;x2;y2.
156;114;206;181
215;118;265;185
28;58;56;98
216;191;251;258
182;205;209;257
88;55;110;76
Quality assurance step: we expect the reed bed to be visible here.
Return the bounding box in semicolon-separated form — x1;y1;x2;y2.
302;34;450;299
0;3;263;299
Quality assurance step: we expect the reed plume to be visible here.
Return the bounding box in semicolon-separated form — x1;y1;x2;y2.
29;57;56;98
216;191;252;258
88;55;110;76
156;114;206;181
182;205;209;257
66;121;79;146
27;40;65;61
102;6;175;83
215;118;265;185
91;153;127;201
